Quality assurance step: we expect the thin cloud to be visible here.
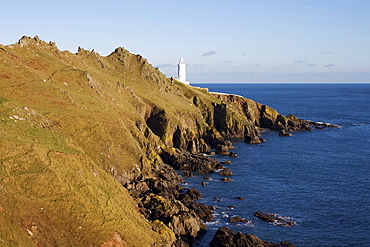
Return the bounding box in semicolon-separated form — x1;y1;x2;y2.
156;63;176;68
321;51;332;54
188;63;206;69
202;51;216;56
252;63;261;67
324;64;335;67
307;64;316;67
222;60;232;64
294;59;309;63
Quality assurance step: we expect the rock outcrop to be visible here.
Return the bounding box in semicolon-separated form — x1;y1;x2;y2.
210;227;295;247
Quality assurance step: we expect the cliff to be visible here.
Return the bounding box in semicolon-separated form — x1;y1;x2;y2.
0;36;312;246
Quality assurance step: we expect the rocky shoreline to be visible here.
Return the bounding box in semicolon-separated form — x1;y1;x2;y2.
123;122;335;246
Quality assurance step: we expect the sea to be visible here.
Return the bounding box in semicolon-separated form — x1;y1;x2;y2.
183;83;370;247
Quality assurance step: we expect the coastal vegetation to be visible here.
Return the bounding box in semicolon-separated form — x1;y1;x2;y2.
0;36;319;246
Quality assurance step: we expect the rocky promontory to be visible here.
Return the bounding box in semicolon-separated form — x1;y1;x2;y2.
0;36;327;246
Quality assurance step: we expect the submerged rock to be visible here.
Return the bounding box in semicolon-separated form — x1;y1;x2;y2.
228;216;251;224
254;212;297;226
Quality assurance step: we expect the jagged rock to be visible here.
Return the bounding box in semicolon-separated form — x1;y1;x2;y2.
184;201;214;222
219;167;233;176
210;227;295;247
160;146;220;173
145;177;182;200
223;140;234;149
244;124;264;144
228;216;251;224
228;151;238;157
279;129;293;137
182;171;193;177
215;144;230;155
168;210;206;241
178;188;202;203
254;212;297;226
141;193;206;243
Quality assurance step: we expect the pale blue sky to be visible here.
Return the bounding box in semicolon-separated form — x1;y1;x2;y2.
2;0;370;82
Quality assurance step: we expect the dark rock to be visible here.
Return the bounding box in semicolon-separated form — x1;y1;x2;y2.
168;210;206;240
182;171;193;177
228;151;238;157
205;151;216;156
201;181;207;186
178;188;202;203
160;146;220;173
223;140;234;149
202;177;211;180
145;177;181;200
215;144;230;155
184;201;214;222
221;160;232;165
218;167;233;176
229;205;235;209
228;216;251;224
279;129;293;137
210;227;295;247
254;212;297;226
235;197;244;200
215;163;225;169
244;124;264;144
221;177;233;182
259;136;266;142
310;121;339;129
141;193;206;243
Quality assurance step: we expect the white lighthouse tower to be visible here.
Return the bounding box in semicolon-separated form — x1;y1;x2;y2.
178;57;188;85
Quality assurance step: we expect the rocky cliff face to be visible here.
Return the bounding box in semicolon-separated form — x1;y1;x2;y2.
0;36;315;246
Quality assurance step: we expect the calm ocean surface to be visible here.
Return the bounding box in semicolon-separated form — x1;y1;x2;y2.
187;83;370;246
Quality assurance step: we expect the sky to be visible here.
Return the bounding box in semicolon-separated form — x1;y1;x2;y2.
1;0;370;83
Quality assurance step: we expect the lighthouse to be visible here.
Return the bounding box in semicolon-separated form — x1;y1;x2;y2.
178;57;188;85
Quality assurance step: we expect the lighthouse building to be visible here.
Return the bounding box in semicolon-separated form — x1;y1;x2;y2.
178;57;189;85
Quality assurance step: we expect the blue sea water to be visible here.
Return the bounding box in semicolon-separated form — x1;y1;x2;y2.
185;83;370;246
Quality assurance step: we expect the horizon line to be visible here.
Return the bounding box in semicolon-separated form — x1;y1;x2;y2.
190;82;370;84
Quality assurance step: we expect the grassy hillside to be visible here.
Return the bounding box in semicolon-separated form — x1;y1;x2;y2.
1;36;302;246
1;36;217;246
